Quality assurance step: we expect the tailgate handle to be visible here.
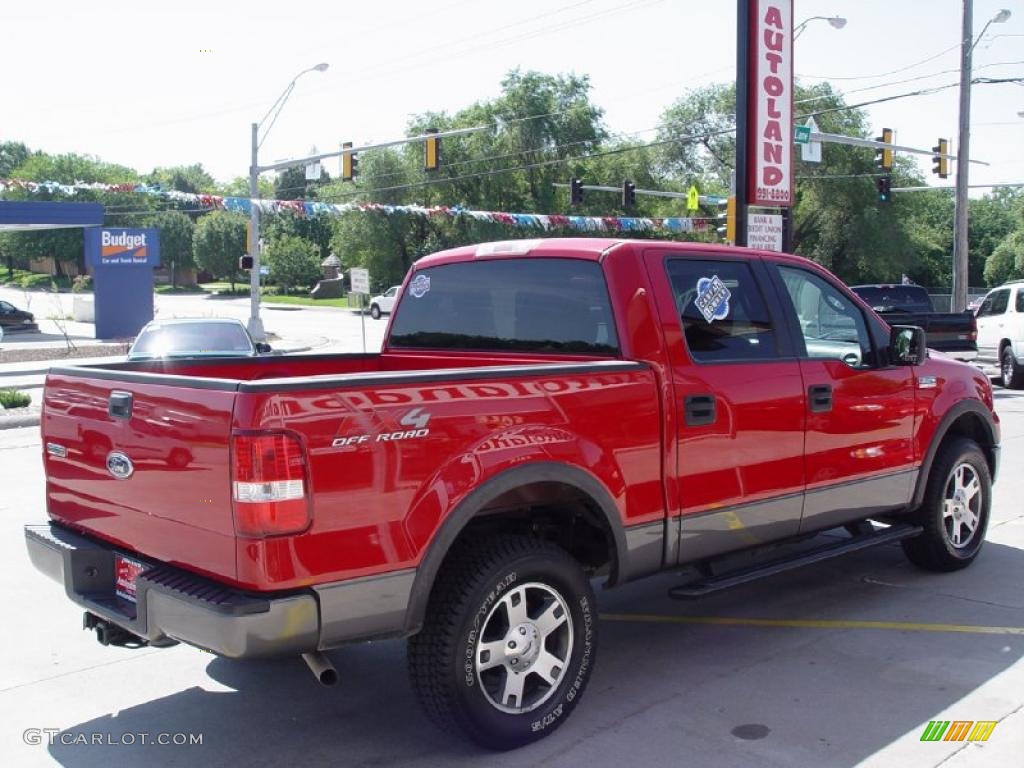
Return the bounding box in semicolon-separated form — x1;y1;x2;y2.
684;394;716;427
108;391;133;419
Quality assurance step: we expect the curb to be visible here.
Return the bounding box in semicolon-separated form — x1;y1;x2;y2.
0;408;40;430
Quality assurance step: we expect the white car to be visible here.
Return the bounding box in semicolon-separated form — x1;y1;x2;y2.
974;280;1024;389
368;286;401;320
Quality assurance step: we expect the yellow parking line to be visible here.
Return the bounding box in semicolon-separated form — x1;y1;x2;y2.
599;613;1024;636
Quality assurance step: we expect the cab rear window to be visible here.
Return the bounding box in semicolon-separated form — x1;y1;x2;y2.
389;258;619;355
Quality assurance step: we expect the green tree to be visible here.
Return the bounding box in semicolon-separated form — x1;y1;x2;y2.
0;141;30;177
217;176;275;198
984;231;1024;286
145;164;216;194
150;210;195;286
193;211;246;290
264;234;320;294
10;152;137;184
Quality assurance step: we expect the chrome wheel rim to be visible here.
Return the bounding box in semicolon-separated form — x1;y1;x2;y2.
943;462;982;549
474;581;573;714
1003;354;1013;383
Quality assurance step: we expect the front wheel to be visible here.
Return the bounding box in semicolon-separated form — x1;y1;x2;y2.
408;536;597;750
902;437;991;571
1002;347;1024;389
370;304;382;320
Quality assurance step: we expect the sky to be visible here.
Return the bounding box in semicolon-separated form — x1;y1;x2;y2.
2;0;1022;199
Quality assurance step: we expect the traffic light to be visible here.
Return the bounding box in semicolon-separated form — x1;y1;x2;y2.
341;141;358;181
877;175;892;204
570;178;584;205
875;128;893;172
424;128;441;172
932;138;949;179
622;179;636;208
239;255;254;270
725;195;736;243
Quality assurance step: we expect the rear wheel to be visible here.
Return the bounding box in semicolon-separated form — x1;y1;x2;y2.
1001;347;1023;389
408;536;597;750
902;437;991;571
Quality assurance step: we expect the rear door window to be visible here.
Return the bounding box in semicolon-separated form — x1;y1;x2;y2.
664;258;779;362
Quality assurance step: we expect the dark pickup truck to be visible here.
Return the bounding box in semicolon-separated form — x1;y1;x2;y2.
851;284;977;362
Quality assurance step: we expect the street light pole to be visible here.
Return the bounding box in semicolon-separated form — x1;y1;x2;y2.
248;122;263;340
793;15;846;39
952;5;1011;312
246;63;329;341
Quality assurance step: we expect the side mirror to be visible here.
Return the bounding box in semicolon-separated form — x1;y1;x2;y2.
254;342;272;354
890;325;926;366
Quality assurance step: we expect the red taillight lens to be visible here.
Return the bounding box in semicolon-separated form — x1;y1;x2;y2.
231;433;309;537
968;317;978;342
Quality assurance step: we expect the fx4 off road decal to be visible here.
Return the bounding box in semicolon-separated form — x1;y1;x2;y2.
332;407;432;447
694;274;731;323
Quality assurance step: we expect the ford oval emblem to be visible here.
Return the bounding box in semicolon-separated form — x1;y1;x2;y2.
106;451;134;480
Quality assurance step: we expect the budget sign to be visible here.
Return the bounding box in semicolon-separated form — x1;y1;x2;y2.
87;228;161;267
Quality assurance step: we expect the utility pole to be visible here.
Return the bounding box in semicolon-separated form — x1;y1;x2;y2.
735;0;750;247
248;122;264;341
952;0;973;313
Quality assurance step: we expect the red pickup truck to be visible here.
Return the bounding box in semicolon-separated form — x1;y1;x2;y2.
26;238;999;749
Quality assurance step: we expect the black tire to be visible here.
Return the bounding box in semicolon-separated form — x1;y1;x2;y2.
1001;347;1024;389
902;437;991;572
408;536;597;750
370;304;382;320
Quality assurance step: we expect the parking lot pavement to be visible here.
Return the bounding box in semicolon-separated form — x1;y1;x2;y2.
2;389;1023;768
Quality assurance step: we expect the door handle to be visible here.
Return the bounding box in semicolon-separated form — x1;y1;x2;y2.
684;394;716;426
808;384;833;413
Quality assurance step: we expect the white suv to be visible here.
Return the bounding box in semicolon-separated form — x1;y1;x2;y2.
369;286;401;320
974;280;1024;389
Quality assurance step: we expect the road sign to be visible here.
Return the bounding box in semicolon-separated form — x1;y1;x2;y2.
800;118;821;163
686;185;699;212
748;213;784;252
794;125;811;145
350;268;370;295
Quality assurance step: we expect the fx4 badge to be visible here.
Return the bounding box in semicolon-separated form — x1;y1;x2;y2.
332;408;432;448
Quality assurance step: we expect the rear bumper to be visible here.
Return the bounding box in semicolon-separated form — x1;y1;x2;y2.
24;523;320;658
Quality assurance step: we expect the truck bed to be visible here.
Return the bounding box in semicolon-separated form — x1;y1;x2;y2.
42;351;660;592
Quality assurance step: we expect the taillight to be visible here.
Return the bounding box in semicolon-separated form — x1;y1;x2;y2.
231;432;309;537
968;316;978;342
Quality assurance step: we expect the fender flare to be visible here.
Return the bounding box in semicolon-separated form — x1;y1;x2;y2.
402;461;628;634
911;399;998;508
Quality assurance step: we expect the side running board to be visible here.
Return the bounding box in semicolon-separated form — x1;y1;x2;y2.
668;523;923;600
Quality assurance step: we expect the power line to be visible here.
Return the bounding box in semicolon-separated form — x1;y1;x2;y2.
798;43;962;82
312;78;1021;202
797;60;1024;105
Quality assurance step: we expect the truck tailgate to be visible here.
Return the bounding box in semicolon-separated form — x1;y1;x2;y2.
42;371;239;584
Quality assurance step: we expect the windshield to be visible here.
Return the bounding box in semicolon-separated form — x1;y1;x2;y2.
389;257;619;355
851;286;932;313
130;322;254;358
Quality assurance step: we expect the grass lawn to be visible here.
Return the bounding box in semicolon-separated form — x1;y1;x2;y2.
155;284;208;294
1;270;79;292
262;294;358;309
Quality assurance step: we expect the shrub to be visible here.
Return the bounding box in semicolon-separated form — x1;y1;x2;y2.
0;389;32;409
